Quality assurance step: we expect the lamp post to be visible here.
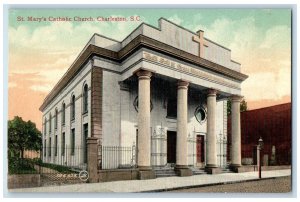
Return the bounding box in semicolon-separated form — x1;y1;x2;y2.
258;137;264;179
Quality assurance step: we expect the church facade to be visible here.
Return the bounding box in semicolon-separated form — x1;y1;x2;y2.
39;18;248;181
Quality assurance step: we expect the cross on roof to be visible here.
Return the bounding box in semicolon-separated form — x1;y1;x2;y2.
193;30;208;58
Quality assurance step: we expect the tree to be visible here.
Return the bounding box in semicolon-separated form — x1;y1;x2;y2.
8;116;42;158
227;99;248;115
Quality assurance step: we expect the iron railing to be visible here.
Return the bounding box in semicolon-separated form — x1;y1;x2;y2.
151;126;167;166
42;146;87;171
101;144;136;169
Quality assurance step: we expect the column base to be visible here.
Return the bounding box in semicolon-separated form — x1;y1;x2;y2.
229;164;242;173
205;166;222;174
175;165;193;177
138;166;152;171
138;166;155;180
205;164;218;168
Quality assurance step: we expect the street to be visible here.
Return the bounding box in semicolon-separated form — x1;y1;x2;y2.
166;176;291;193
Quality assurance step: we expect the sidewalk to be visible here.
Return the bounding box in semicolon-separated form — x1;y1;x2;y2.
9;169;291;193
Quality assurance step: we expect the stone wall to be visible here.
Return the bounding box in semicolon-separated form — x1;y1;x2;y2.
8;174;40;189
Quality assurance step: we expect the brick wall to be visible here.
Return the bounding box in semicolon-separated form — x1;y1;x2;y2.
227;103;291;165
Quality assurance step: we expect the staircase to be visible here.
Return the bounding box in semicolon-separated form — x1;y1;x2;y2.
154;166;232;177
190;167;207;175
221;167;234;173
154;167;177;178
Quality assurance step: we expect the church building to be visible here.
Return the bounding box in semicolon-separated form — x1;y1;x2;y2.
39;18;248;182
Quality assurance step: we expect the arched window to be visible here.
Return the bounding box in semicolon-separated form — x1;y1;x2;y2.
83;84;88;113
71;95;75;120
62;102;65;125
55;108;58;129
49;113;52;133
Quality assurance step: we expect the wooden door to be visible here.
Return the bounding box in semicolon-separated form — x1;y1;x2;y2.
196;135;205;163
167;131;177;163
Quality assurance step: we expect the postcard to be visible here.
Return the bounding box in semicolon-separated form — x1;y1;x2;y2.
6;7;292;194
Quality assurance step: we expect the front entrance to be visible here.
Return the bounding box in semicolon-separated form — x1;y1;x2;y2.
196;135;205;167
167;131;176;164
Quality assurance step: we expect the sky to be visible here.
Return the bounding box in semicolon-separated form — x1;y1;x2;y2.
8;8;292;130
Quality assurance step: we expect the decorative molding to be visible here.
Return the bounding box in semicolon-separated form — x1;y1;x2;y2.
136;69;152;79
207;88;218;96
143;52;240;89
230;94;244;102
177;80;189;89
40;34;248;111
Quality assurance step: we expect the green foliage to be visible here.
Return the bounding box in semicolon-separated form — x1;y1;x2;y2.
8;157;37;174
8;116;42;158
227;99;248;115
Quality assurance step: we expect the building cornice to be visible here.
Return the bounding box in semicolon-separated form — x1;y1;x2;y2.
39;34;248;111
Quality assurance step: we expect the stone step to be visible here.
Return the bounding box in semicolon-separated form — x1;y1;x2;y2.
154;168;177;178
153;167;174;171
192;170;206;174
221;169;234;173
155;173;177;178
190;167;206;175
155;170;176;174
192;169;207;175
155;171;177;175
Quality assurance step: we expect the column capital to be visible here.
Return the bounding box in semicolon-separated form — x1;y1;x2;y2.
230;95;244;102
177;80;189;89
136;70;152;80
206;88;218;96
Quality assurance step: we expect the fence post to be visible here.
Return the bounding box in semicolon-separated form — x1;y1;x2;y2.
87;137;98;183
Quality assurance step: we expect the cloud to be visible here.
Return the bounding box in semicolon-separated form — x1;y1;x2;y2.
167;15;184;25
9;18;143;94
9;17;142;54
10;68;69;93
30;85;53;93
242;65;291;101
259;25;291;49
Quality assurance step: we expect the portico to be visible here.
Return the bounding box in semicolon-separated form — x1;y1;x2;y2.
131;65;243;178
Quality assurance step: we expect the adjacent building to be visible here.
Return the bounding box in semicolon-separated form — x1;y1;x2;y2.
228;103;291;166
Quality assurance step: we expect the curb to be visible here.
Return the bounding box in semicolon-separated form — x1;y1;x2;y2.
140;175;290;192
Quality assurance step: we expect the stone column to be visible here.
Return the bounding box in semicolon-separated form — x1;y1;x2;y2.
136;70;155;179
176;80;192;176
230;95;242;170
87;137;98;183
205;89;221;174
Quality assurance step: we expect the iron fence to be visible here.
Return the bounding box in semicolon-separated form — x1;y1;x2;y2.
151;127;167;166
187;135;196;166
216;133;228;168
42;146;87;171
101;145;136;169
